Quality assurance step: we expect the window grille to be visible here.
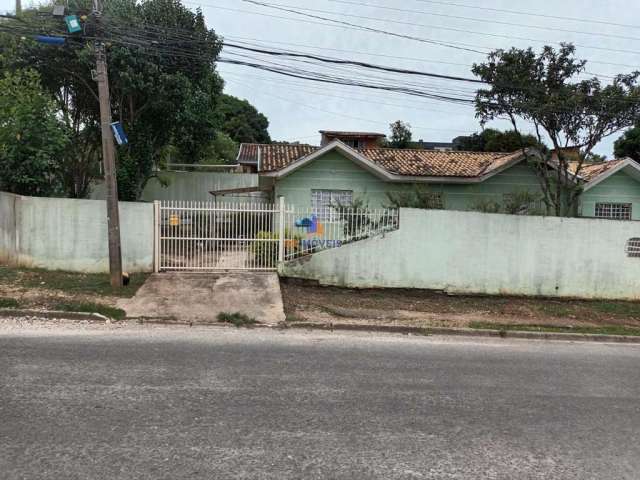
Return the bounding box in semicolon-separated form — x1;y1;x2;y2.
595;203;632;220
311;190;354;221
626;238;640;257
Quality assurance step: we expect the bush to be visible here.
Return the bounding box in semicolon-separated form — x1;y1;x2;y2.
217;311;257;327
0;297;19;309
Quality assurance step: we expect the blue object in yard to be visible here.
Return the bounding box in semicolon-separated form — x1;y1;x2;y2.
110;122;128;146
35;35;66;45
64;15;82;33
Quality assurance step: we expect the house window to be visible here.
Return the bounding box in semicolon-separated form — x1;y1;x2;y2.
342;139;362;149
311;190;353;221
595;203;632;220
626;238;640;258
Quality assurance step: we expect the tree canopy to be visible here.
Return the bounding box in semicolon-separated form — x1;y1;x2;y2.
453;129;541;152
0;0;270;199
0;69;69;196
387;120;412;148
472;44;640;216
614;125;640;162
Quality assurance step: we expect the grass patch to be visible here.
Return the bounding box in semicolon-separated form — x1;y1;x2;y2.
589;301;640;317
285;313;305;323
0;297;19;309
3;267;148;298
469;321;640;337
217;312;258;327
53;301;126;320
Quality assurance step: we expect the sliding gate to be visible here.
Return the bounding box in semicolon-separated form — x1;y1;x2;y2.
155;200;284;271
154;199;400;272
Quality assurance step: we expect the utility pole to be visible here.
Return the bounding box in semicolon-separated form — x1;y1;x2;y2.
93;0;123;287
15;0;21;14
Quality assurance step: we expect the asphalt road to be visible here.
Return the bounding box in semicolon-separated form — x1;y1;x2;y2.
1;322;640;479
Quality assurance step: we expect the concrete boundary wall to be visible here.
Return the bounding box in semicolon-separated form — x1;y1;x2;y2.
0;191;153;273
280;208;640;300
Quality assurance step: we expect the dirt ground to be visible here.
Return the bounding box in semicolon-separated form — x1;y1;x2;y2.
280;279;640;329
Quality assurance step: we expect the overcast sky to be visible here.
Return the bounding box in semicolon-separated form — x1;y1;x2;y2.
4;0;640;155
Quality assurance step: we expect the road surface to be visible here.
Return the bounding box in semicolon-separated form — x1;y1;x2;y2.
1;320;639;479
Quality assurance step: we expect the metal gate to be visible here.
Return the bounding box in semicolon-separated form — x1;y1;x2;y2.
154;199;400;272
155;199;284;272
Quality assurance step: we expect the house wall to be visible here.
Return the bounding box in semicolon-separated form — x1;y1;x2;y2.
0;192;153;273
274;150;545;210
280;208;640;300
580;170;640;220
92;171;261;203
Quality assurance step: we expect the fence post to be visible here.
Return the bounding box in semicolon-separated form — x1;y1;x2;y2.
153;201;160;273
278;196;285;264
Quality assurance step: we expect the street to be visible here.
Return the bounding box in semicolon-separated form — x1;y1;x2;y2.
1;322;639;479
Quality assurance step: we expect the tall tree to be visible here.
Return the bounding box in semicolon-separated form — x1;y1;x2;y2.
473;44;640;216
453;129;541;152
0;69;69;196
388;120;412;148
614;125;640;162
217;94;271;144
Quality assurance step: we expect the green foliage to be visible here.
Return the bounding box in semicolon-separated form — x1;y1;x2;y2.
385;185;443;209
469;321;640;337
472;44;640;217
252;230;303;261
453;129;541;152
201;132;239;165
217;311;257;327
0;69;69;196
470;198;502;214
0;297;19;309
387;120;412;148
217;94;271;144
471;190;545;215
614;124;640;162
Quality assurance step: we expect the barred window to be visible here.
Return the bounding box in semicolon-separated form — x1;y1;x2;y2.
595;203;632;220
626;238;640;258
311;190;353;221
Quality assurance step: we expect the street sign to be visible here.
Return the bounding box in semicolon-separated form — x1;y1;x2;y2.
64;15;82;33
110;122;129;146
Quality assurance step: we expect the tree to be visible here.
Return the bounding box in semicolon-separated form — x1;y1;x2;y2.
1;0;269;200
0;69;68;196
453;129;541;152
614;125;640;162
472;44;640;216
217;94;271;144
388;120;412;148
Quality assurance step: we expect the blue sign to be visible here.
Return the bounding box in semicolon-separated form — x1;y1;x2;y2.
110;122;128;146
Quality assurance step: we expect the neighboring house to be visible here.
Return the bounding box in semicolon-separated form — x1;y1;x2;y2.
236;131;640;221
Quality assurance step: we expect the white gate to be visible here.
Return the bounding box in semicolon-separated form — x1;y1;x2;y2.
154;199;399;272
155;199;285;272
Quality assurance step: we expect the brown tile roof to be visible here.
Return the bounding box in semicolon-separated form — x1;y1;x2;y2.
237;143;319;167
240;143;525;178
568;160;625;182
356;148;523;177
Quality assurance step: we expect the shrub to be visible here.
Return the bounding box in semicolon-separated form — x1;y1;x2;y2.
217;311;257;327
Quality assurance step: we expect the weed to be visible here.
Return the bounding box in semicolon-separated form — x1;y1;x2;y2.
53;301;126;320
469;321;640;337
217;312;258;327
0;297;19;309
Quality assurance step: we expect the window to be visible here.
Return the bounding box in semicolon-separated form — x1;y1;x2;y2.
342;139;362;149
626;238;640;258
311;190;353;221
595;203;632;220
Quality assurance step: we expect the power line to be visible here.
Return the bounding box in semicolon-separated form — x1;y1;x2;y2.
329;0;640;43
411;0;640;31
239;0;640;57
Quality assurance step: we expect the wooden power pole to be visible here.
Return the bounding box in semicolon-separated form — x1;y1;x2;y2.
15;0;21;14
94;1;123;287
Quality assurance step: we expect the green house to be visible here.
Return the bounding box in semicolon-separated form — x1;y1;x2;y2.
237;138;640;221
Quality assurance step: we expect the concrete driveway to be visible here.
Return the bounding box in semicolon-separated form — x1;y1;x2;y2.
118;273;285;324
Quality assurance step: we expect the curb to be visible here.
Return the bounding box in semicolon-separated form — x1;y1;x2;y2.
0;308;112;323
283;322;640;344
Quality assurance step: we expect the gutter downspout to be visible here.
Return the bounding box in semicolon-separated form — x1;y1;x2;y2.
257;146;262;173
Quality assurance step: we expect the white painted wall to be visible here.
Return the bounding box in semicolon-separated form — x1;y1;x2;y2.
281;208;640;300
0;192;153;273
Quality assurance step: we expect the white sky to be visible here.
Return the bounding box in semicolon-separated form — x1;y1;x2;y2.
4;0;640;155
